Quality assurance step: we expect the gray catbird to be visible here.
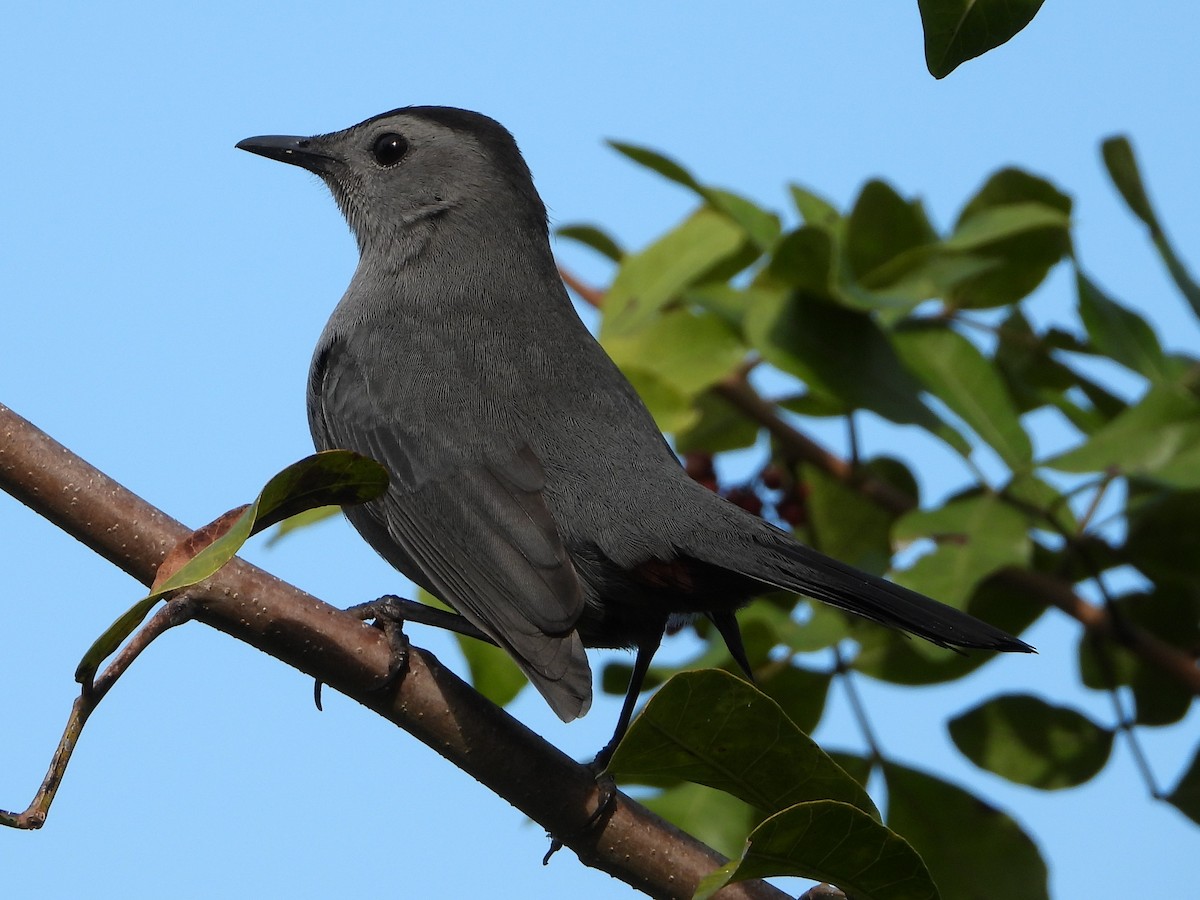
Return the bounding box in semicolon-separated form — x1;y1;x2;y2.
238;106;1032;756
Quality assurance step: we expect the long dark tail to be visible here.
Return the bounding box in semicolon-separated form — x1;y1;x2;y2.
720;528;1034;653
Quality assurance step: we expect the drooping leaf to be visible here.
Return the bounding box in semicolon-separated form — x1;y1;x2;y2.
602;207;748;337
695;801;938;900
885;762;1049;900
919;0;1047;79
1102;136;1200;318
949;694;1113;789
1076;268;1173;382
892;321;1033;469
607;670;878;819
76;451;388;684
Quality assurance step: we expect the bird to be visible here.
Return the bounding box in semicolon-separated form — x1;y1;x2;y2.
237;106;1033;761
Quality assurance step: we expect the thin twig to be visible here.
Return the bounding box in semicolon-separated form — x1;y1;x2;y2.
0;595;197;829
833;646;884;768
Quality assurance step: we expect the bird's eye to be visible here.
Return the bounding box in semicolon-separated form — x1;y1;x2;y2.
372;133;408;166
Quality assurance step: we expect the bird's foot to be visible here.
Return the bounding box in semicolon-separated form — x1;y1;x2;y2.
348;596;413;691
313;595;412;711
543;768;618;864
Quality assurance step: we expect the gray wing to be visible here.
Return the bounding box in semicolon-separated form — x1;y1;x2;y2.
310;338;592;721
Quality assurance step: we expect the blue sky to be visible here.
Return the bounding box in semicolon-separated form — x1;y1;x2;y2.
2;3;1197;898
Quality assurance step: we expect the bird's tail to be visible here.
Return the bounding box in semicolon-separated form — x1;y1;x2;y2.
716;526;1034;653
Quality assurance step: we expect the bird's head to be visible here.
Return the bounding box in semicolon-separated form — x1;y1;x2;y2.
237;106;549;256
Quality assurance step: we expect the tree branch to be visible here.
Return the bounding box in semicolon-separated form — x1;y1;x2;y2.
0;402;788;900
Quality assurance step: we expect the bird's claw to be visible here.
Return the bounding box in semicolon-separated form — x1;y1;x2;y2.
543;769;618;864
313;597;412;710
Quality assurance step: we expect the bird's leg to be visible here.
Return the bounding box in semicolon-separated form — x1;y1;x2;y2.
708;609;756;683
590;625;666;773
546;626;667;864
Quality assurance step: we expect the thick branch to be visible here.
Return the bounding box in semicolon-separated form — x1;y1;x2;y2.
0;402;787;900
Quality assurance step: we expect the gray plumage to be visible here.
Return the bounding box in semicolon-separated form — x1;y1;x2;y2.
238;107;1032;726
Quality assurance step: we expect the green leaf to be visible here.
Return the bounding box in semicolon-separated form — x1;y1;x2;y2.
854;573;1043;685
845;180;936;285
703;187;782;250
76;451;388;684
764;226;835;294
1167;743;1200;826
1001;470;1077;533
789;184;841;230
456;635;527;709
641;782;757;859
892;493;1031;610
1126;489;1200;585
251;450;389;534
892;322;1033;469
1101;135;1200;319
620;369;700;434
608;670;878;819
943;202;1069;251
603;208;748;336
696;801;938;900
744;290;969;452
555;223;624;261
675;390;760;454
603;309;745;397
949;694;1113;789
1076;268;1172;382
1045;384;1200;486
264;504;340;547
919;0;1047;79
946;169;1072;309
1077;587;1200;726
608;142;780;249
755;662;833;737
609;141;703;192
886;763;1049;899
804;463;899;575
1101;135;1159;230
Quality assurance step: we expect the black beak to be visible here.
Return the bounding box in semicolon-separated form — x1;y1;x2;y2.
236;134;330;172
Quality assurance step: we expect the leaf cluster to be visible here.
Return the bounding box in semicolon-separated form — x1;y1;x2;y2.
547;135;1200;896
